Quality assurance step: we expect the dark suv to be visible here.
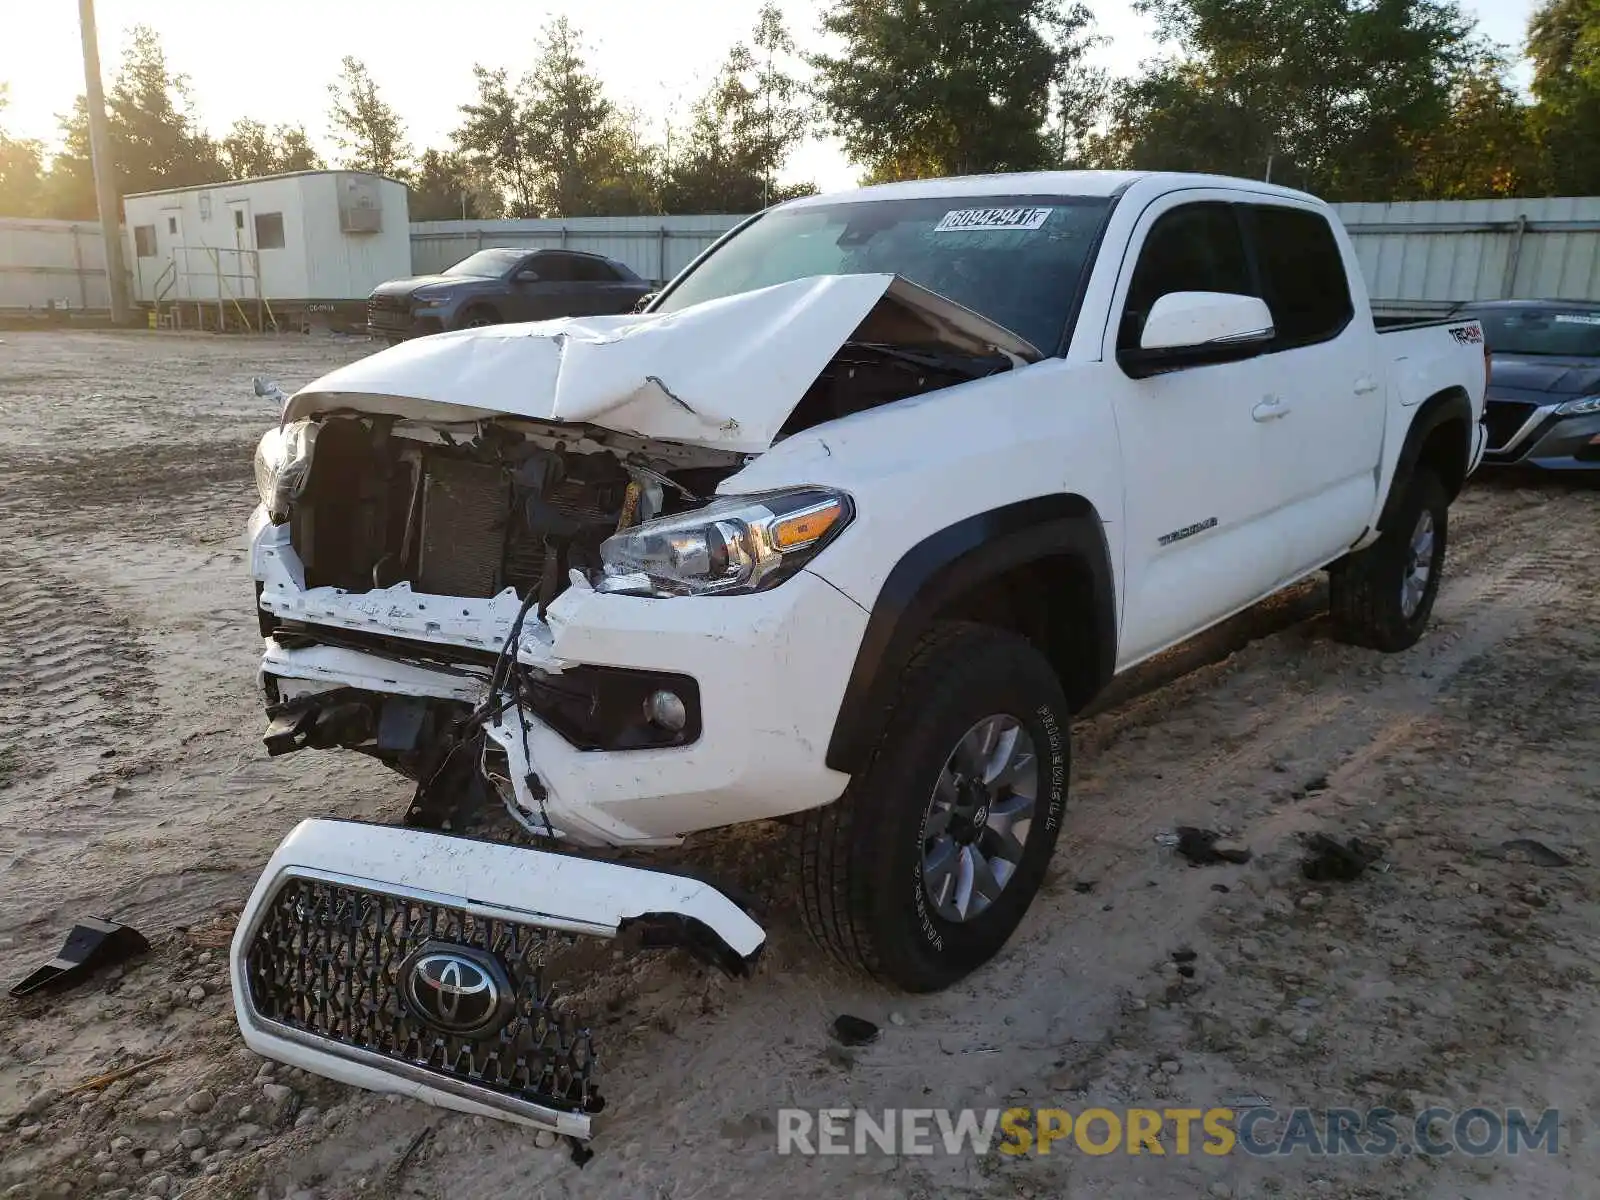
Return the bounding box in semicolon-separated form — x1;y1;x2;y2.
367;248;653;340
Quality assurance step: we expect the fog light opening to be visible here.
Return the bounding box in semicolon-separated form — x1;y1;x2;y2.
644;690;688;733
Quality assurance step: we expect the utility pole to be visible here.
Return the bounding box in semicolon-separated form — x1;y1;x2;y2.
78;0;130;324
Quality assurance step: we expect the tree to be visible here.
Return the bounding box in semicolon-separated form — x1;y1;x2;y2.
813;0;1102;181
1096;0;1480;200
1527;0;1600;193
662;4;816;212
327;56;411;176
1407;52;1547;198
219;118;324;179
409;148;502;220
46;25;223;218
0;85;47;217
455;65;540;216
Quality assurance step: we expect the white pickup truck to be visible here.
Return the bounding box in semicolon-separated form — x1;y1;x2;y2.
234;171;1488;1136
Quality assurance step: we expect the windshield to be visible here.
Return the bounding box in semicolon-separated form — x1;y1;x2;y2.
442;249;525;278
655;195;1114;354
1464;305;1600;357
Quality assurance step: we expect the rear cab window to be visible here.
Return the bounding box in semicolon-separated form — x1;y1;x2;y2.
1243;205;1354;349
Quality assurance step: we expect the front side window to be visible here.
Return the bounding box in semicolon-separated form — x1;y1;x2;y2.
1245;205;1353;348
1120;203;1254;351
654;194;1113;355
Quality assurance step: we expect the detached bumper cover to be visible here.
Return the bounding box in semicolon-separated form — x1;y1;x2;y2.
231;819;765;1138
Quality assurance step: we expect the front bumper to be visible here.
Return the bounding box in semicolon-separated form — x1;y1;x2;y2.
366;309;445;340
250;510;865;846
1481;403;1600;470
231;818;765;1137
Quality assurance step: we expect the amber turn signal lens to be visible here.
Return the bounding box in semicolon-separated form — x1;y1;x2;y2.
771;501;844;550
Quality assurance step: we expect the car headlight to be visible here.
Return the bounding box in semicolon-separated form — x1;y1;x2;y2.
597;488;852;597
253;420;316;521
1557;395;1600;416
412;295;450;309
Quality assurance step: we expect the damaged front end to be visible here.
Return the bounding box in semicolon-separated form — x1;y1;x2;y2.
250;272;1027;837
231;819;765;1139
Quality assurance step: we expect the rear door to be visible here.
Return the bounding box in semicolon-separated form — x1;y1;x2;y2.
510;252;590;319
1239;203;1383;570
570;255;644;314
1103;194;1296;665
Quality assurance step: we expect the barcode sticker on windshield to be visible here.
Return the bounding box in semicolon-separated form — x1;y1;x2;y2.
1553;313;1600;326
934;207;1052;233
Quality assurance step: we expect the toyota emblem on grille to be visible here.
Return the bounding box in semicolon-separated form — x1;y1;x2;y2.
399;942;514;1039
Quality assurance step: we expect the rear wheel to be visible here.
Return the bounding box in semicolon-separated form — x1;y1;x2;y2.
1329;467;1449;652
792;622;1070;992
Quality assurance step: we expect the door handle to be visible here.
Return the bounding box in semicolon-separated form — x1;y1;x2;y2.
1354;377;1380;395
1252;396;1291;422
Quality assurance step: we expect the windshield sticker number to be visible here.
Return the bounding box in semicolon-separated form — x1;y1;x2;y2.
1553;313;1600;326
934;207;1052;233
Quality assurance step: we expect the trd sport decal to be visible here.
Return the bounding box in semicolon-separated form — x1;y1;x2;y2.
1447;324;1484;345
1158;516;1219;546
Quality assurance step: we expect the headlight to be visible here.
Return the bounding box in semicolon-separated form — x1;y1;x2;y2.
253;420;316;521
1557;395;1600;416
597;488;852;597
412;295;449;309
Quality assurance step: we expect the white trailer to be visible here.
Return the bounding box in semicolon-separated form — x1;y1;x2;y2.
122;170;410;330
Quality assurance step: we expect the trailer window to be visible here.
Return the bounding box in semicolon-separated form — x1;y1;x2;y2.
133;226;157;258
254;212;286;250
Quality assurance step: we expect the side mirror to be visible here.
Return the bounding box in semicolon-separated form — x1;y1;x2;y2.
1122;292;1275;377
514;268;541;283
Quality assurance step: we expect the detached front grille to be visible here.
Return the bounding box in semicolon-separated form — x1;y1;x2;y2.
1483;400;1538;451
244;876;602;1117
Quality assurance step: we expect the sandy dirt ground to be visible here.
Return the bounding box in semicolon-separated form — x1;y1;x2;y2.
1;329;1598;1200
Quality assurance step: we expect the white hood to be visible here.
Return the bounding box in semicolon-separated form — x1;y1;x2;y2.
285;274;1039;453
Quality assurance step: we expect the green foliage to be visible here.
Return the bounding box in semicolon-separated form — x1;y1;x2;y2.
812;0;1104;181
326;55;411;176
1527;0;1600;194
219;118;323;180
661;3;815;212
410;148;502;220
1096;0;1480;199
48;25;224;217
0;85;47;217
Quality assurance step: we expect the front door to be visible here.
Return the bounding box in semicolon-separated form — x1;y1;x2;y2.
227;199;256;298
1103;194;1297;666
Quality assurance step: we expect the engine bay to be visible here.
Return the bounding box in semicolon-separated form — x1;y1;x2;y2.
288;417;738;609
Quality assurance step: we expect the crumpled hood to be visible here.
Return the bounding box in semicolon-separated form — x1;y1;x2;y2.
285;274;1038;453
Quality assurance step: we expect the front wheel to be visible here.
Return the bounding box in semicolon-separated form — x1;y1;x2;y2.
792;622;1070;992
1329;467;1449;652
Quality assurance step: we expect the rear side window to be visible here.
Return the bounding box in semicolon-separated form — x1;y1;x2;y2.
569;256;620;282
1246;205;1353;348
1120;203;1253;350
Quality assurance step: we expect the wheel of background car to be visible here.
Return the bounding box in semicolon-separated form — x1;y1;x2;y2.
461;306;498;329
1328;467;1449;652
791;620;1070;992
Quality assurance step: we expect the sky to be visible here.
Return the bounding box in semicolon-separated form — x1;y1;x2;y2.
0;0;1544;193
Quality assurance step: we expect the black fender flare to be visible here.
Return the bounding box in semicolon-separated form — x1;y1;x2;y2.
1375;388;1474;534
824;494;1117;775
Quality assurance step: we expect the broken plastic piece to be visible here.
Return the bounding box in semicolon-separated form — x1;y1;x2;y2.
1174;827;1252;865
1300;833;1384;882
10;917;150;998
832;1014;880;1046
1495;838;1572;868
